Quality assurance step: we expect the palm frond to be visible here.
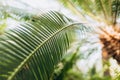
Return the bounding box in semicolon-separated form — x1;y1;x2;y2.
59;0;119;24
95;0;108;19
112;0;120;25
59;0;107;22
0;4;36;21
0;11;88;80
59;0;86;21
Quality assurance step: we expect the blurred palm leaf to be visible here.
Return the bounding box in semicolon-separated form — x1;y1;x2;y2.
0;11;88;80
0;5;35;21
59;0;120;24
0;1;37;35
59;0;120;79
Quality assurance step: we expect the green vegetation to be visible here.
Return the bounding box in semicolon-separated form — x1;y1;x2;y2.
0;0;120;80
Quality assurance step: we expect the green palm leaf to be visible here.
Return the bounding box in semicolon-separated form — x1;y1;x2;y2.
59;0;119;24
0;11;86;80
0;5;34;21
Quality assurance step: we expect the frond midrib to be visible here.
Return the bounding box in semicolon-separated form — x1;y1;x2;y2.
7;22;81;80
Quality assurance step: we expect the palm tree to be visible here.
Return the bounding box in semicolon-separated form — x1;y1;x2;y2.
59;0;120;63
0;0;119;80
59;0;120;77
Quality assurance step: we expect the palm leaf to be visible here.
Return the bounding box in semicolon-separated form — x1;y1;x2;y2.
59;0;119;24
112;0;120;25
0;11;87;80
59;0;105;22
0;0;37;22
0;5;35;21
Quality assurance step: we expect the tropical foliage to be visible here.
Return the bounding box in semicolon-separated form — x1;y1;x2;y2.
0;0;120;80
58;0;120;79
0;2;90;79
